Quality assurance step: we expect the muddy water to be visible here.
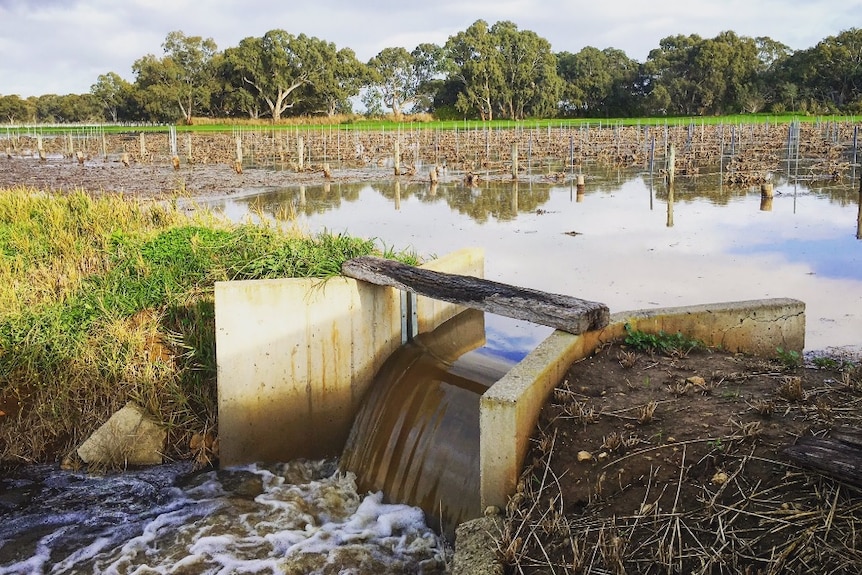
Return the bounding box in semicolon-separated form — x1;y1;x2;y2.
197;166;862;354
0;460;447;574
0;311;507;573
341;309;516;540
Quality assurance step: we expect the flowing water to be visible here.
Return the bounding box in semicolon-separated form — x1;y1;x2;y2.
0;460;447;574
341;309;516;541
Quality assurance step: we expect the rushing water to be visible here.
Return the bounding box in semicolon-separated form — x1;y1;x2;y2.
0;460;447;574
200;166;862;354
341;309;515;541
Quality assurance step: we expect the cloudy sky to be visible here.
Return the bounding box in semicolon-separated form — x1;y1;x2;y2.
1;0;859;97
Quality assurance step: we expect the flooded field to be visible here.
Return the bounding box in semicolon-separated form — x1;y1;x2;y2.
1;123;860;573
196;164;862;356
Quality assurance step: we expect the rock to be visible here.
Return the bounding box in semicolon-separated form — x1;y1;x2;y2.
577;450;593;462
452;516;504;575
77;402;166;467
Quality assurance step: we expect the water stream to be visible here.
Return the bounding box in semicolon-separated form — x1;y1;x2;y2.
0;460;448;574
341;309;516;540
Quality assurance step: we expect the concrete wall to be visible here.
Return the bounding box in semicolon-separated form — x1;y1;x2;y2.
215;251;806;519
215;247;485;466
478;298;805;511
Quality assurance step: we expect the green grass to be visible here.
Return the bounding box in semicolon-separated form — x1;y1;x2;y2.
623;323;704;355
776;347;802;369
4;112;858;137
0;187;418;465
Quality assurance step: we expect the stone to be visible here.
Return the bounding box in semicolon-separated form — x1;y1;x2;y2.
452;516;504;575
77;402;166;467
577;450;593;462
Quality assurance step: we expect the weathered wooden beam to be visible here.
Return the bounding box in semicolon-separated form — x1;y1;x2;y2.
784;436;862;488
341;256;609;335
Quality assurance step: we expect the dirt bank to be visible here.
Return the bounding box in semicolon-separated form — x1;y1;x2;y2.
501;343;862;574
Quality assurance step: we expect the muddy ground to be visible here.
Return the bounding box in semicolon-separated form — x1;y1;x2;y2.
502;343;862;574
0;156;431;200
2;121;858;198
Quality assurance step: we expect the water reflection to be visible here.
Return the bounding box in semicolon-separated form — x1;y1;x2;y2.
199;169;862;353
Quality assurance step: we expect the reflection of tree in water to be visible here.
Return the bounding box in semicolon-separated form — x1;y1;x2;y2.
234;165;859;223
369;181;552;223
443;183;551;222
238;182;366;218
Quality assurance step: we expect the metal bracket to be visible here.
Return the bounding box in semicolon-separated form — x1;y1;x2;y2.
400;290;418;343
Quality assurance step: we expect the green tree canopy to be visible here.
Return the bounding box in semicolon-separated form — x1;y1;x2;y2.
557;47;640;116
225;30;339;121
90;72;133;122
364;43;444;117
132;31;218;123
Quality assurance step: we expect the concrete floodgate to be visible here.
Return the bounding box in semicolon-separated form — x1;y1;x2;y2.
214;248;805;572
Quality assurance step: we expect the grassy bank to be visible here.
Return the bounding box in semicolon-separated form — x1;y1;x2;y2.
0;187;417;466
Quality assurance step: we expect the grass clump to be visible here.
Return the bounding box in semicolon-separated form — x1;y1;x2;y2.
623;323;703;355
0;187;415;465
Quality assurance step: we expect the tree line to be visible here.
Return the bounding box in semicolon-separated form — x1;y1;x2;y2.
1;21;860;124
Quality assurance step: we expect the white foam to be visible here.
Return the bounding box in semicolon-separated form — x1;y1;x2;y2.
10;461;449;574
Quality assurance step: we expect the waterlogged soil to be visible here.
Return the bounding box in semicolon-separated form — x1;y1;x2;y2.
503;344;862;574
0;156;426;199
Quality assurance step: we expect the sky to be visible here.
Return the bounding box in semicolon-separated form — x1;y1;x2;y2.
1;0;860;98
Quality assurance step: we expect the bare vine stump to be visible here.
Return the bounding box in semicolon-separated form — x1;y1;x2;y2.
394;140;401;176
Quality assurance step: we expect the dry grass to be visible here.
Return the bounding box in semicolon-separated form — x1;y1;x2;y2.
499;347;862;574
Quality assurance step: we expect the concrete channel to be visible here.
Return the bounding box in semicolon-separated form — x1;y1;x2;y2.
214;248;805;572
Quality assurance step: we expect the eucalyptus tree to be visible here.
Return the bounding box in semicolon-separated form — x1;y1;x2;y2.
90;72;133;122
645;31;760;115
644;34;705;115
747;36;793;112
131;31;218;123
786;28;862;110
491;21;560;119
308;47;369;116
225;30;339;121
364;43;444;117
445;20;502;120
557;46;640;116
445;20;561;120
0;94;33;123
32;93;101;123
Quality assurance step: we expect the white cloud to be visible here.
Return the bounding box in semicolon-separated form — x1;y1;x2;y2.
0;0;859;97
